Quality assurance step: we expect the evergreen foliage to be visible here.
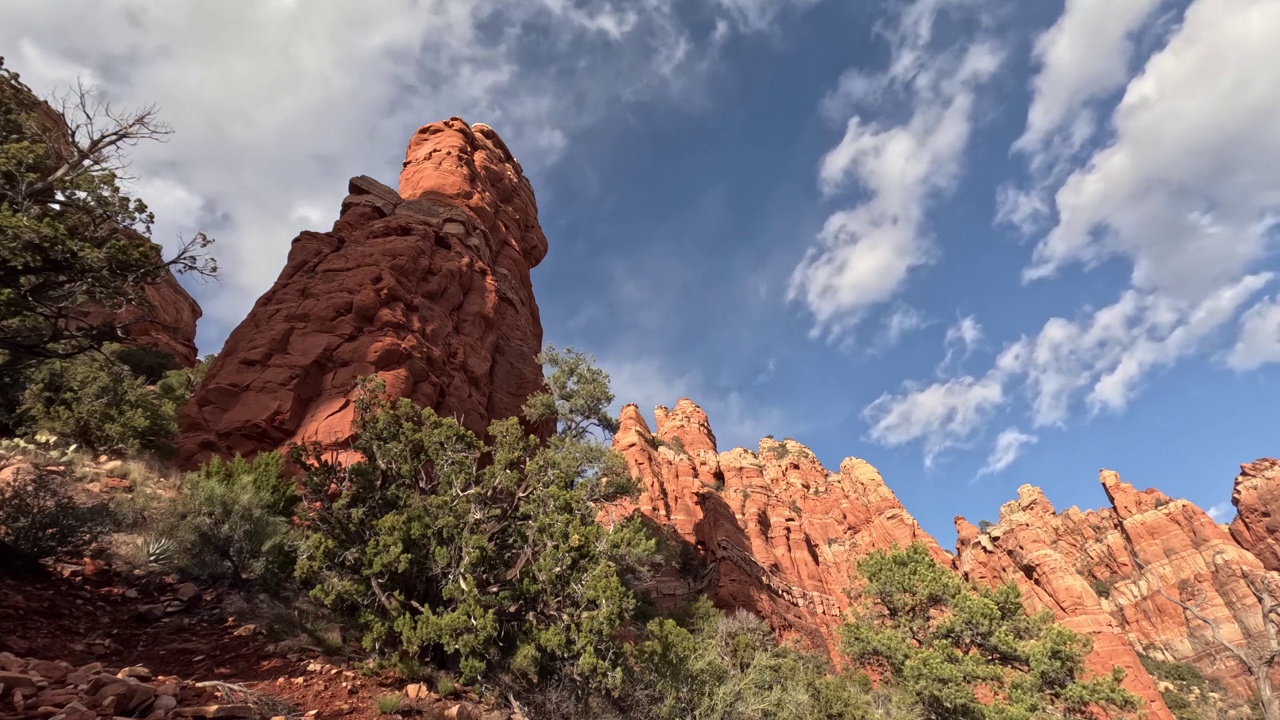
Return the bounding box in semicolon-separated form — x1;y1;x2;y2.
842;543;1140;720
0;57;215;379
0;468;109;568
165;452;298;588
18;345;184;453
294;348;658;692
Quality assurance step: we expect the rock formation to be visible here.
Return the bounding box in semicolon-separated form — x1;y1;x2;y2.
178;118;548;468
952;485;1172;718
1230;458;1280;572
79;230;202;368
603;399;946;653
956;465;1280;716
608;403;1280;716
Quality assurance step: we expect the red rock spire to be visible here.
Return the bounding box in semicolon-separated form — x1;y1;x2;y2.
177;119;547;468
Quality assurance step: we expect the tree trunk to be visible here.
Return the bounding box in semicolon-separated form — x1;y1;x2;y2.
1258;671;1278;720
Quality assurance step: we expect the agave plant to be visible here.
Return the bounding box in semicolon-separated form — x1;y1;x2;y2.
139;535;179;567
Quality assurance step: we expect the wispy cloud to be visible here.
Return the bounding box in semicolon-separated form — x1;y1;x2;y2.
788;0;1004;339
938;315;982;376
1228;295;1280;370
978;427;1037;476
1;0;799;352
1207;502;1234;523
1015;0;1167;155
864;372;1005;467
863;274;1270;463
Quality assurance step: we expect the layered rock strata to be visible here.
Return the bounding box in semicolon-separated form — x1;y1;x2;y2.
1230;458;1280;572
956;465;1280;716
953;484;1172;719
178;118;547;467
603;399;945;652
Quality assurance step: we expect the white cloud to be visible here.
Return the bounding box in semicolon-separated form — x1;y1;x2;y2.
1016;0;1166;154
979;427;1037;476
875;0;1280;469
881;305;930;348
754;357;778;385
864;372;1005;467
1025;0;1280;302
789;0;1003;338
712;0;821;31
1006;275;1271;425
0;0;785;351
1207;502;1233;522
938;314;982;375
864;274;1269;461
1228;296;1280;370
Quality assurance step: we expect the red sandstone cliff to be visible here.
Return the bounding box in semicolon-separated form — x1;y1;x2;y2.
603;399;946;653
955;464;1280;716
177;118;547;468
953;484;1172;718
76;227;203;368
1231;458;1280;572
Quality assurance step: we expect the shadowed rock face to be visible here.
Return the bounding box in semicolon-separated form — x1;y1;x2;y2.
177;118;547;468
607;403;1280;719
75;226;202;368
604;399;947;654
1231;458;1280;571
953;483;1173;719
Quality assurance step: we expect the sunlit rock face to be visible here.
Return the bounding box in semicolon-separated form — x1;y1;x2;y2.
604;399;946;653
178;118;548;468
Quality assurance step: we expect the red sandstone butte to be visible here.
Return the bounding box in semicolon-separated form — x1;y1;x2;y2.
177;118;547;468
602;399;946;653
80;227;202;368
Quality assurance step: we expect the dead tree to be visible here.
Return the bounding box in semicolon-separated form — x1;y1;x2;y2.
1132;550;1280;720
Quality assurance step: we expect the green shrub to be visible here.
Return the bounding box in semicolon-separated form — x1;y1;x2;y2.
375;694;403;715
295;349;659;693
164;452;298;587
110;346;178;383
1140;655;1211;689
843;543;1140;720
625;598;869;720
1091;577;1113;599
433;674;458;698
1139;654;1231;720
17;346;180;454
0;468;109;567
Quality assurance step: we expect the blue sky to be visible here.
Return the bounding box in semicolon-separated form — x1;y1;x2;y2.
5;0;1279;543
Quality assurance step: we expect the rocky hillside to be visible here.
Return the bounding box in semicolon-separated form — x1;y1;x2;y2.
955;466;1280;706
124;113;1272;716
603;400;945;654
609;396;1280;719
177;119;549;468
